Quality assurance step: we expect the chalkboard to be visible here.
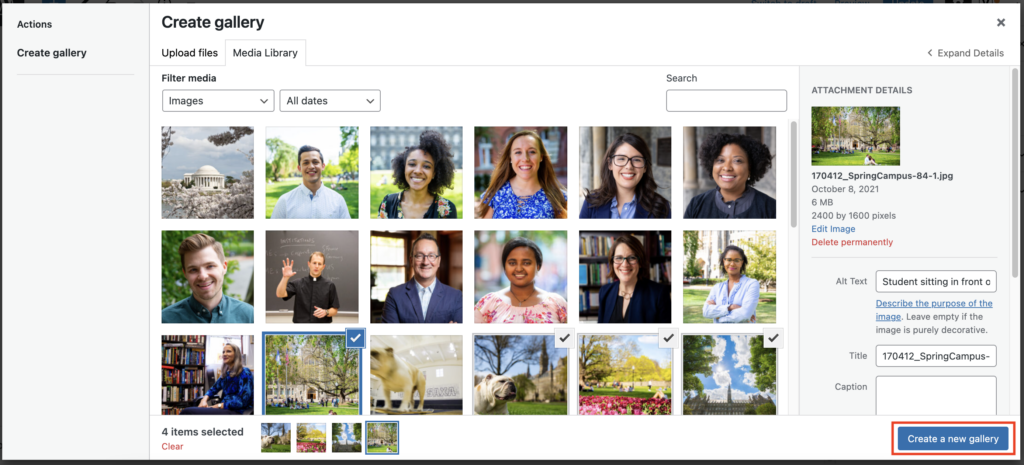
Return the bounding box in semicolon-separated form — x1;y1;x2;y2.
265;231;359;312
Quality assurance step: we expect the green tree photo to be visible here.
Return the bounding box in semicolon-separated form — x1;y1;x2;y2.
749;335;777;394
738;232;777;291
681;335;719;395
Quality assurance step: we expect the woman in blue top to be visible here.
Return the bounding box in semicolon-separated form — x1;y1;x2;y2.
180;343;254;415
581;133;671;219
702;245;760;323
476;130;567;219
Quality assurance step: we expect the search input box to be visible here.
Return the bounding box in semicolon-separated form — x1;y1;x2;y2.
666;89;787;112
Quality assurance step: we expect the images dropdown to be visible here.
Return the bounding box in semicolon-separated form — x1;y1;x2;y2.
162;90;275;112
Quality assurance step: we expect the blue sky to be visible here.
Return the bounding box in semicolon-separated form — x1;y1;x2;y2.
474;335;567;378
265;127;348;165
335;423;357;444
691;336;776;403
161;126;254;181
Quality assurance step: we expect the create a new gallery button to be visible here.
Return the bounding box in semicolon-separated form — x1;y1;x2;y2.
893;423;1014;455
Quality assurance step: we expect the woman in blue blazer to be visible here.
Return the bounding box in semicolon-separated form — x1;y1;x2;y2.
702;245;759;323
580;133;671;219
597;235;671;323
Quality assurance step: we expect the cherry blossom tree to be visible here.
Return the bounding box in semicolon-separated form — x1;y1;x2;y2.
162;126;254;219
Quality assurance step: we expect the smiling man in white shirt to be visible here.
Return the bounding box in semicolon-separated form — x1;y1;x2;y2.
270;145;351;219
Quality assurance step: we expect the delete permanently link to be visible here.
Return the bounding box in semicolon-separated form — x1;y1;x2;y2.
233;48;299;59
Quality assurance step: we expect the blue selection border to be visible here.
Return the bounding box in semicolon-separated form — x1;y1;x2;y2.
261;331;362;416
365;420;400;456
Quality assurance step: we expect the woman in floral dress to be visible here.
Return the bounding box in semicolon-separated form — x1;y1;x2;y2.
474;236;567;324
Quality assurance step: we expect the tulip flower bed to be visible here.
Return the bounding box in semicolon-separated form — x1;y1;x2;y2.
297;442;326;453
578;396;671;415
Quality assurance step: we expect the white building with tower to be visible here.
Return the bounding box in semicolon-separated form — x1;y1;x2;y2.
184;165;226;191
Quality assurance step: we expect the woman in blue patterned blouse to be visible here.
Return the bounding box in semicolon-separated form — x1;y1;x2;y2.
476;130;567;219
180;343;253;415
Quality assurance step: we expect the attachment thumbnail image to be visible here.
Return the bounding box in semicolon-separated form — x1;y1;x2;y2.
682;126;777;219
366;422;399;454
161;230;255;324
371;126;463;219
265;126;359;219
473;335;568;415
370;335;464;415
263;334;360;415
682;335;777;415
811;107;900;166
160;335;255;415
260;423;291;453
578;335;672;415
682;230;777;324
161;126;255;219
473;127;568;219
332;423;362;453
297;423;327;453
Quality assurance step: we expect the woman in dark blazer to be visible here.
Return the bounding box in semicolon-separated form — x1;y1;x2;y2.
580;133;671;219
597;235;671;323
683;133;775;219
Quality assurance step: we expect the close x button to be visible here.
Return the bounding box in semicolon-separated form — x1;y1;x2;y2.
892;422;1015;456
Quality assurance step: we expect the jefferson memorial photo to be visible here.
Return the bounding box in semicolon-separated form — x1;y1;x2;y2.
184;165;226;191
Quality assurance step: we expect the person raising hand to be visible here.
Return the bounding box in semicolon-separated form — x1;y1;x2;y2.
276;253;341;324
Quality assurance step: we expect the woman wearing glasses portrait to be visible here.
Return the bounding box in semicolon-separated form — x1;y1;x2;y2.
581;133;671;219
702;245;759;323
597;235;671;323
381;233;463;323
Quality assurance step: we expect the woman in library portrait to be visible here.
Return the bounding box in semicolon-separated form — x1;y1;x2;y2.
702;245;759;324
580;133;671;219
683;133;776;219
474;236;568;324
476;130;568;219
180;343;254;415
377;129;458;219
597;235;671;323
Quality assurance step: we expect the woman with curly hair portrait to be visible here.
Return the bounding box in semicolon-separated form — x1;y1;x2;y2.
580;133;670;219
377;130;458;219
476;130;568;219
684;133;776;219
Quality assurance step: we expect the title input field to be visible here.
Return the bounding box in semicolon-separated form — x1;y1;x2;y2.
666;89;787;112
